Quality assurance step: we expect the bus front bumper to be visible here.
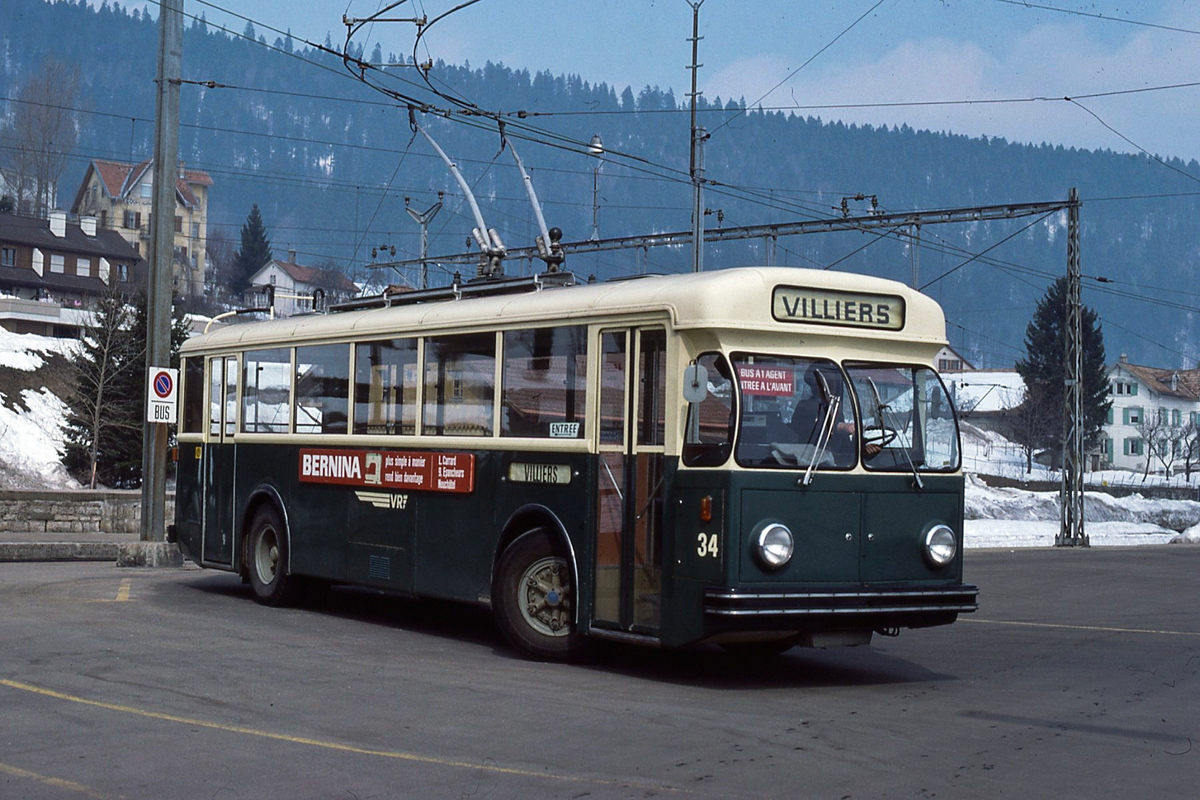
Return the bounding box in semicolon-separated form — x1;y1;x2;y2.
703;584;979;629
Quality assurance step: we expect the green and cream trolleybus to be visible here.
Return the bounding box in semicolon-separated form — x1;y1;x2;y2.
173;267;978;658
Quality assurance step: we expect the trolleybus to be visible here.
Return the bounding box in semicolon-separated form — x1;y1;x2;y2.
172;267;978;658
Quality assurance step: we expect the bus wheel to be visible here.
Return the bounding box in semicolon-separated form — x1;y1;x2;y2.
493;529;582;660
247;506;297;606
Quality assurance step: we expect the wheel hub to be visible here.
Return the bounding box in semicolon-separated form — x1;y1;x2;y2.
518;557;572;638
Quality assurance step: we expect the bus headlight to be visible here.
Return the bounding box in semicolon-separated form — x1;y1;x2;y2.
923;524;957;567
754;522;794;570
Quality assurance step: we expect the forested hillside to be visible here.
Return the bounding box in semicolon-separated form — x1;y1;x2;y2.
3;0;1200;368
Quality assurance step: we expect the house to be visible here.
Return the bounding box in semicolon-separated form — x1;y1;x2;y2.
69;158;212;299
0;210;144;337
245;251;359;317
1104;355;1200;473
934;344;974;373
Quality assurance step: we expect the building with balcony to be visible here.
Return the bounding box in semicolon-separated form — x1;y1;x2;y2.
0;210;144;337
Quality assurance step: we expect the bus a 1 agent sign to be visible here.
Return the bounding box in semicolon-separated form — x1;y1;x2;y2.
147;367;179;423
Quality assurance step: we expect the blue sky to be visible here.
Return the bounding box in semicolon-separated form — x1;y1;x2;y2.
186;0;1200;162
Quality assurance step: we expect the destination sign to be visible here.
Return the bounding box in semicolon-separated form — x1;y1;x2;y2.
507;463;572;485
772;285;905;331
299;449;475;494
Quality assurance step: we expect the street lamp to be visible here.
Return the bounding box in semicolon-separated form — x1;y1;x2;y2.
589;133;604;241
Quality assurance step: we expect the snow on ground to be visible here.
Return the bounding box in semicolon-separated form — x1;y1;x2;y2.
964;475;1200;548
0;327;75;371
0;330;80;489
0;387;79;489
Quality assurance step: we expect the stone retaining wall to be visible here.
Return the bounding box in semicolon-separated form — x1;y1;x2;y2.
0;490;175;534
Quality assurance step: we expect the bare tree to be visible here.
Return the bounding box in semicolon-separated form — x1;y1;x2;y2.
63;285;144;488
1136;410;1178;480
1006;386;1057;475
0;60;82;217
1178;420;1200;481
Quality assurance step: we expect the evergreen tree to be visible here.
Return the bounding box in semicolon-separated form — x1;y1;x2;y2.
63;286;143;488
63;289;191;488
231;204;272;297
105;293;192;487
1014;278;1111;463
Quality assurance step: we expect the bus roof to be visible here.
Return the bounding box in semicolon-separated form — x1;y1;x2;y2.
183;267;947;354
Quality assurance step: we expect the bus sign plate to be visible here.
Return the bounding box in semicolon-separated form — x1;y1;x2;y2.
507;463;572;485
772;285;905;330
299;449;475;493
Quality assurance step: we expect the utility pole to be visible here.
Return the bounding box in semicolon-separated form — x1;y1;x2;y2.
1058;187;1088;546
588;134;604;241
910;223;921;288
141;0;182;543
687;0;707;272
405;193;443;289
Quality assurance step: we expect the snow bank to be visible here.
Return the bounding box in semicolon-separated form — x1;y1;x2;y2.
0;328;75;371
965;520;1182;548
965;474;1200;530
0;387;79;489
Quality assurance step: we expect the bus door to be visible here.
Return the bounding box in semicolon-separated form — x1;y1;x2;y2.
202;355;237;566
594;327;667;634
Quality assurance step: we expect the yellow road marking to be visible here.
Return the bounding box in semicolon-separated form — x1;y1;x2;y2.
84;578;133;604
961;618;1200;637
0;760;111;799
0;679;682;792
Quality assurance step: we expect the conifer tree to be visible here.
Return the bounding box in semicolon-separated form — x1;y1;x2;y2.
1014;277;1111;463
231;204;272;296
63;289;191;488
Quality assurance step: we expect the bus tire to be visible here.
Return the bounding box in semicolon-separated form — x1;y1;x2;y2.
247;505;299;607
493;528;582;660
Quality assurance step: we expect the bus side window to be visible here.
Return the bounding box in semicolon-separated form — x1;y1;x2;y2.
424;333;496;436
500;326;587;438
208;359;222;437
242;348;292;434
181;357;205;433
354;339;418;435
683;353;734;467
295;344;349;435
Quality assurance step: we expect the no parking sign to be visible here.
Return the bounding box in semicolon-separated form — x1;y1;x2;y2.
147;367;179;424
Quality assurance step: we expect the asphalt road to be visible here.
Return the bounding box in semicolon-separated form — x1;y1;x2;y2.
2;547;1198;799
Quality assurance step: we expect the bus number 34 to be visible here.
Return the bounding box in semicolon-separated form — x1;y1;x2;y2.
696;533;719;558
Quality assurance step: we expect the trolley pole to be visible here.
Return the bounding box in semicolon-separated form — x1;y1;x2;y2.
141;0;182;542
1058;187;1088;546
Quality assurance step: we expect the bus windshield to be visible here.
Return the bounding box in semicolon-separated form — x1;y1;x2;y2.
733;355;858;469
845;363;960;473
731;355;960;472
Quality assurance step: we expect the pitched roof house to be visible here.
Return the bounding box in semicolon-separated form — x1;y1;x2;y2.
1105;356;1200;473
70;158;212;299
245;251;359;317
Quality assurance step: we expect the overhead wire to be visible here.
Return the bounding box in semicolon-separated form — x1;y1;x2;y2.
28;0;1200;348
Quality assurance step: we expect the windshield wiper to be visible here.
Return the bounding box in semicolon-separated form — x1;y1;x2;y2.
800;372;840;487
867;377;923;489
